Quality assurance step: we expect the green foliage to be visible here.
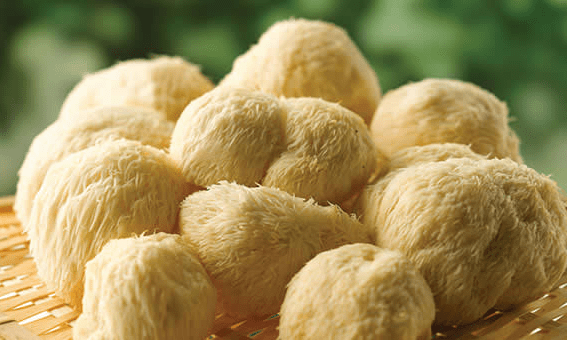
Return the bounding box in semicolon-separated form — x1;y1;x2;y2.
1;0;567;196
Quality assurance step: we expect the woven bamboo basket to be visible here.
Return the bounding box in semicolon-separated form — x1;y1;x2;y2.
1;195;567;339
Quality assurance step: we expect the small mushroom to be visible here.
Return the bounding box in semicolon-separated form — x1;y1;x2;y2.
15;106;173;226
357;157;567;325
219;18;381;124
279;243;435;340
73;233;216;340
179;181;373;318
26;139;193;309
170;87;384;206
59;56;214;122
370;79;522;162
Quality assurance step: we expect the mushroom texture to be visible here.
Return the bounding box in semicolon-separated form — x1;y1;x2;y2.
73;233;216;340
262;97;382;204
59;56;214;122
26;139;193;310
169;87;286;187
278;244;435;340
170;87;383;206
219;18;381;124
357;157;567;325
386;143;487;171
352;143;487;223
179;181;373;319
370;78;523;162
15;106;174;227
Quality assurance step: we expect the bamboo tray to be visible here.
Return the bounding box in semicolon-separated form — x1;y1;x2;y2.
1;196;567;339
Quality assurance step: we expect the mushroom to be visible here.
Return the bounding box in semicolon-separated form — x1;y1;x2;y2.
59;56;214;122
179;181;373;318
73;233;216;340
26;139;194;309
15;106;173;226
357;157;567;325
219;18;381;124
170;87;384;206
279;243;435;339
370;79;522;162
169;87;286;188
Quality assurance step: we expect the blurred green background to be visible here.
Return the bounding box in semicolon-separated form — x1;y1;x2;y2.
1;0;566;197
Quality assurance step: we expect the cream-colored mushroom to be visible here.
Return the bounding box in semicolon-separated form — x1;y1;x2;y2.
219;18;381;124
26;139;194;309
370;78;522;162
179;181;373;319
59;56;214;122
170;87;384;206
357;157;567;325
169;87;286;188
73;233;216;340
279;243;435;340
15;106;173;227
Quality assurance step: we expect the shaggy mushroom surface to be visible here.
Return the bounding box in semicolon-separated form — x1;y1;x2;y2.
59;56;214;122
26;139;193;309
279;243;435;340
73;233;216;340
357;158;567;325
179;181;373;318
219;18;381;124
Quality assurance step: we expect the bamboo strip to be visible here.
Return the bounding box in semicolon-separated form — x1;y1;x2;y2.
0;214;20;228
0;275;42;298
29;310;79;336
41;325;73;340
0;258;35;283
0;286;51;311
0;249;31;267
9;299;65;322
504;305;567;340
0;235;28;252
0;224;24;239
0;320;41;339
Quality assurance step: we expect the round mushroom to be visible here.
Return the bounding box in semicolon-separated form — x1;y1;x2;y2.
59;56;214;122
219;18;381;124
370;78;522;162
179;181;373;318
73;233;216;340
170;87;384;206
15;106;173;226
279;243;435;340
169;87;286;188
26;139;194;309
262;97;383;205
358;157;567;325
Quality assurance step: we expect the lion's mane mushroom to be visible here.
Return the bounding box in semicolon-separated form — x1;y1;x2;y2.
357;157;567;325
73;233;216;340
179;181;373;319
170;87;384;206
59;56;214;122
169;87;286;188
219;18;381;124
263;97;383;204
26;139;194;309
15;106;174;226
278;243;435;340
370;78;523;162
